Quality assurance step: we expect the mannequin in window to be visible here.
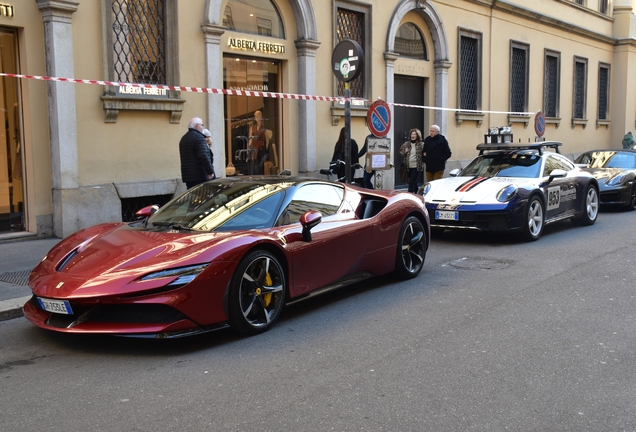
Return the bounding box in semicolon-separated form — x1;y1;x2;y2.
248;111;265;171
261;130;278;175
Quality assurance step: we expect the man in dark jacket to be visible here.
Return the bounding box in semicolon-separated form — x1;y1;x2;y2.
423;124;452;183
179;117;215;189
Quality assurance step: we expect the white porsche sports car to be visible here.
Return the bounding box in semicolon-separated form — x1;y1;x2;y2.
422;141;600;241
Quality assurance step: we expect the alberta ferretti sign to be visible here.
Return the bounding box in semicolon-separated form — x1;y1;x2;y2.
116;85;168;98
228;38;285;55
0;3;14;17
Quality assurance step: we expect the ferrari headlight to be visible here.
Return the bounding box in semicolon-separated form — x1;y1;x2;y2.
496;185;518;202
422;183;432;196
607;173;627;186
141;264;209;286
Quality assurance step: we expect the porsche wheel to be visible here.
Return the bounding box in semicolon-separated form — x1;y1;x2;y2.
572;184;599;226
626;183;636;211
227;250;286;335
522;196;544;242
395;216;426;279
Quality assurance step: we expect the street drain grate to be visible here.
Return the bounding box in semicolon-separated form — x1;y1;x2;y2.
0;270;31;286
448;257;513;270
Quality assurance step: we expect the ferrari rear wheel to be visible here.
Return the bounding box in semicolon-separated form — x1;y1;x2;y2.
572;184;599;226
395;216;426;279
227;250;286;335
522;196;544;242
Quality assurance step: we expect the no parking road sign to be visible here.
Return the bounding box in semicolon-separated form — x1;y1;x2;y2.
534;111;546;138
367;99;391;138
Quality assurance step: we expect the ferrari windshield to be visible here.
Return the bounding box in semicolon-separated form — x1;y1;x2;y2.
575;151;636;169
148;181;292;231
460;150;542;178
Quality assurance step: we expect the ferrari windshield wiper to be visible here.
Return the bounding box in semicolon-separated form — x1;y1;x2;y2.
172;223;198;232
152;221;198;231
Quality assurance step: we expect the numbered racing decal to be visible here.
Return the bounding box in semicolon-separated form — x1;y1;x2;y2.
547;186;561;210
547;186;576;210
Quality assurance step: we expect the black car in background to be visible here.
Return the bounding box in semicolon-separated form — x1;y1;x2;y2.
574;149;636;210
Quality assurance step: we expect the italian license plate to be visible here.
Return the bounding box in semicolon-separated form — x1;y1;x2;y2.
435;210;459;221
37;297;73;315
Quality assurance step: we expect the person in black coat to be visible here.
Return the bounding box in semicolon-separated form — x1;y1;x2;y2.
422;124;452;183
331;127;359;182
179;117;215;189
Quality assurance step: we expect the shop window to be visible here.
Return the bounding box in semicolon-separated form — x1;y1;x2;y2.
394;23;427;60
456;29;483;126
544;50;560;119
101;0;183;123
573;57;588;124
224;56;281;178
224;0;284;39
0;28;24;233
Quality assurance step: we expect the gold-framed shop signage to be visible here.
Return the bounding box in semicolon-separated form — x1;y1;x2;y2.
228;38;285;55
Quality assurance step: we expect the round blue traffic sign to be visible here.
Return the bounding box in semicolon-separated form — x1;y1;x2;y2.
534;111;546;137
367;99;391;137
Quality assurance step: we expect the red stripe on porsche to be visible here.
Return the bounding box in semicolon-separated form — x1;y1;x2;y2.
456;177;489;192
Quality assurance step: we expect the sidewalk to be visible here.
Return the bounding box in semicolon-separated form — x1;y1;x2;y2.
0;237;61;321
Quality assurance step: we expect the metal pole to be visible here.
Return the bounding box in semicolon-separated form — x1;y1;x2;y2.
344;83;351;183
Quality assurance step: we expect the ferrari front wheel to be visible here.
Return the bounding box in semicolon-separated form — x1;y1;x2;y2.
522;196;544;242
395;216;426;279
227;250;286;335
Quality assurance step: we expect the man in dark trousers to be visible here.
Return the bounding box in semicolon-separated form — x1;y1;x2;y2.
422;124;452;183
179;117;215;189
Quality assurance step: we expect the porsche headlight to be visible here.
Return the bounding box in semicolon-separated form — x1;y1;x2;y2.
496;185;518;202
141;264;209;286
607;173;627;186
422;183;432;196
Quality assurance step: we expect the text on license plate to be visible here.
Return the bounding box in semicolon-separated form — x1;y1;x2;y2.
435;210;459;221
37;297;73;315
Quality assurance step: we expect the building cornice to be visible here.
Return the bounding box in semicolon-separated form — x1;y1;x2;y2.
463;0;616;45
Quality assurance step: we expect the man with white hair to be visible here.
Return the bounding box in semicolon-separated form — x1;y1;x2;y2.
422;124;452;183
179;117;215;189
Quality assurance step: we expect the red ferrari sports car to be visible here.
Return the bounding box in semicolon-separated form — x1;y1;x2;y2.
23;176;429;338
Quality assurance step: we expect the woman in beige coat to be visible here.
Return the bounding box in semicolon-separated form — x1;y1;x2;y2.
399;128;424;193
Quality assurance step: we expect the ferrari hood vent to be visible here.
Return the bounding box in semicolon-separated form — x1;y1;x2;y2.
55;235;98;273
55;248;79;272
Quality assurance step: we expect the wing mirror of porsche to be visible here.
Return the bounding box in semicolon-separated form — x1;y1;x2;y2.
300;210;322;242
449;168;461;177
548;169;567;182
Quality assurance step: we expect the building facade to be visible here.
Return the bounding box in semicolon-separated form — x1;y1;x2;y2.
0;0;634;239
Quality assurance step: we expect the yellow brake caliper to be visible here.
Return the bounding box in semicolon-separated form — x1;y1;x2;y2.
262;272;273;307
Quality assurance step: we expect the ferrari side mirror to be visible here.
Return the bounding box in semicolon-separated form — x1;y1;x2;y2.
300;210;322;242
135;205;159;219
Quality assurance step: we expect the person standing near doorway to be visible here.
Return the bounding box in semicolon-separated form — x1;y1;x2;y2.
179;117;215;189
399;128;424;193
423;125;452;183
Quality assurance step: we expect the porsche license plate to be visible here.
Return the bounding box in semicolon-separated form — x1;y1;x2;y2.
37;298;73;315
435;210;459;221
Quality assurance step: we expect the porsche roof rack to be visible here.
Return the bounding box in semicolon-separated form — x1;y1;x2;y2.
476;141;562;155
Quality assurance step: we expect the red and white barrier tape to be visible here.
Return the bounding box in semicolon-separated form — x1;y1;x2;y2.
0;72;535;116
